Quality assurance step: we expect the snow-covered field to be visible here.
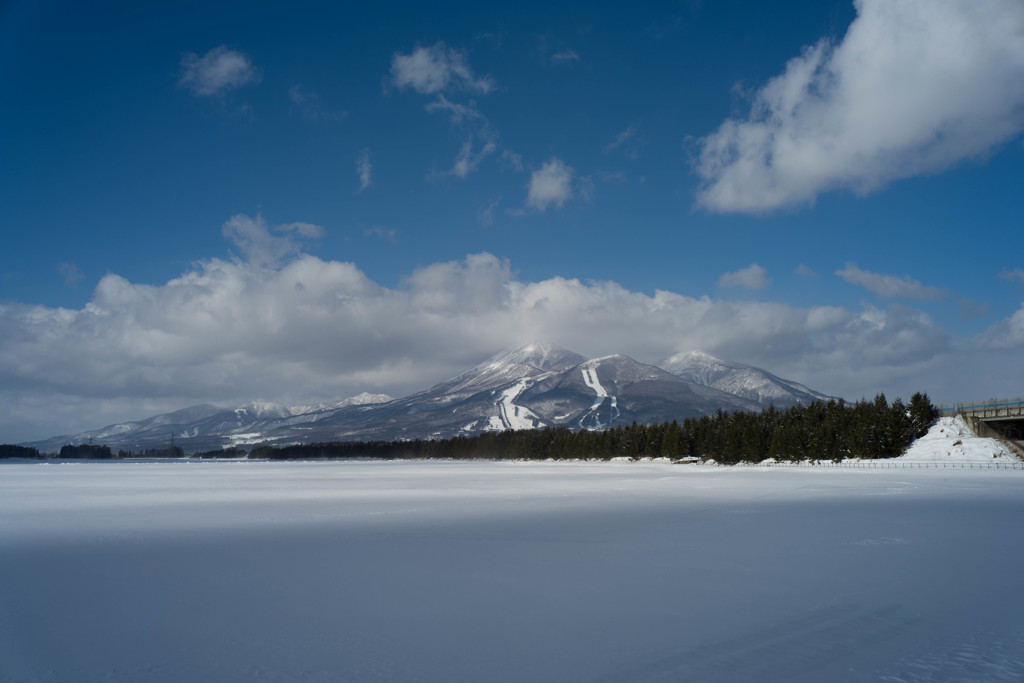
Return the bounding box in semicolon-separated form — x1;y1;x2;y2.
2;459;1024;682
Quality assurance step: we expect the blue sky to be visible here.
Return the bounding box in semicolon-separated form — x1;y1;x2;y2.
2;0;1024;441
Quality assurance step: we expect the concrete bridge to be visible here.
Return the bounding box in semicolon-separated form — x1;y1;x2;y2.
938;398;1024;443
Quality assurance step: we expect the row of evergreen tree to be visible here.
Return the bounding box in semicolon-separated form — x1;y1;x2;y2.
0;444;43;459
116;446;186;459
0;444;114;459
0;393;937;463
0;444;238;459
250;393;938;464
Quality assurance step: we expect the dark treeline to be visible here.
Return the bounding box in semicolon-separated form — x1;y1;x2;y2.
0;444;43;459
60;444;114;459
251;393;938;464
0;444;113;459
0;444;242;459
191;447;247;459
116;446;186;459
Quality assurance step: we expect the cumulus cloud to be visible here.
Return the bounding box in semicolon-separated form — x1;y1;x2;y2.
221;213;324;268
836;263;946;300
5;216;1024;441
178;46;261;97
794;264;818;278
389;42;494;95
695;0;1024;213
356;149;372;192
978;302;1024;348
526;158;574;211
718;264;771;290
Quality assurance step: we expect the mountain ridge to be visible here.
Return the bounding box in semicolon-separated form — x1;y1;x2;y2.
659;350;829;408
22;343;829;453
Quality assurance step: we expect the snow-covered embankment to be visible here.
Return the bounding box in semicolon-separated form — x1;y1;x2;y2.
898;415;1020;463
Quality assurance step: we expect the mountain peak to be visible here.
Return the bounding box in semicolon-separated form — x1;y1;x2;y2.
493;340;585;372
660;349;736;370
680;349;720;363
658;350;827;409
335;392;394;408
426;342;586;399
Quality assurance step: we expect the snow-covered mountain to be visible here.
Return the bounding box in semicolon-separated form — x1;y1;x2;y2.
419;341;586;403
658;350;829;409
25;392;395;454
517;354;760;431
24;343;828;453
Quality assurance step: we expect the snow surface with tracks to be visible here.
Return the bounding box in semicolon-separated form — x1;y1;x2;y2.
3;456;1024;683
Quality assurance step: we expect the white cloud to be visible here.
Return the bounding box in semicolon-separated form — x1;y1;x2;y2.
603;124;635;153
526;158;574;211
696;0;1024;213
603;123;643;158
363;226;397;243
221;213;324;268
278;222;324;239
998;268;1024;284
597;170;627;184
575;175;594;203
288;84;345;121
794;264;818;278
500;150;523;172
356;149;372;192
57;262;83;286
178;46;261;97
479;197;502;227
398;52;500;180
718;264;771;290
550;49;580;65
424;94;483;125
390;42;494;95
978;302;1024;348
445;139;497;179
5;217;1024;441
836;263;945;300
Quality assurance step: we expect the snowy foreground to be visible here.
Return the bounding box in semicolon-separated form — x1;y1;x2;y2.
2;459;1024;682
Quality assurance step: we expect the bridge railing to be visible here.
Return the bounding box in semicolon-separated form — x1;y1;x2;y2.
938;397;1024;419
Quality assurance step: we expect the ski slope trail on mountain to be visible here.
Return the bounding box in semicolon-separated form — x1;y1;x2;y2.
493;379;544;430
578;359;620;430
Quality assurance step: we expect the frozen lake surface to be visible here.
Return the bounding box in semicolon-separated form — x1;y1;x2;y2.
2;459;1023;682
